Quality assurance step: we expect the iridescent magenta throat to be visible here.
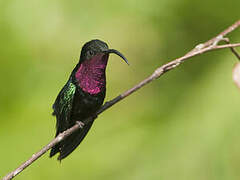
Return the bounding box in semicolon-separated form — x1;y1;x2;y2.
75;54;109;94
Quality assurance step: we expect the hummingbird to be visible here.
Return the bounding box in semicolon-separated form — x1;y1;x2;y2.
50;39;129;160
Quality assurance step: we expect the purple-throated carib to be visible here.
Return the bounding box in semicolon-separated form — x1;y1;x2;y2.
50;39;129;160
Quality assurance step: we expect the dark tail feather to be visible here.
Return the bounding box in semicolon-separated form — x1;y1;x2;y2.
50;143;60;158
50;121;94;160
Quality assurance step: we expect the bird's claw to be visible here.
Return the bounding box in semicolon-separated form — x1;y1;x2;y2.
76;121;84;128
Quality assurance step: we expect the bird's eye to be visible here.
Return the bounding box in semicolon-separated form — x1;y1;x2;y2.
88;50;94;56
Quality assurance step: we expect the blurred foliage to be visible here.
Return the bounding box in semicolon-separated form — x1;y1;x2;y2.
1;0;240;180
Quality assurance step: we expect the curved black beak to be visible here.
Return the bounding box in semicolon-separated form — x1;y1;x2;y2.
103;49;129;65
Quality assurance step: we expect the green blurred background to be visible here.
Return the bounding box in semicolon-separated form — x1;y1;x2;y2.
1;0;240;179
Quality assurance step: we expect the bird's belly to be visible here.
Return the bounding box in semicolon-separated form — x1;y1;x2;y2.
71;88;105;122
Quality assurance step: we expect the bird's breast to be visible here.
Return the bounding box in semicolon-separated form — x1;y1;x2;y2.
75;63;106;95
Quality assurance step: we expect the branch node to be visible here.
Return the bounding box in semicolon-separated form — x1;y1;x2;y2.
211;35;224;47
216;37;240;61
195;43;205;50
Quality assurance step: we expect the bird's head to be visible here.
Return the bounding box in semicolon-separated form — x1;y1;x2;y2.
75;39;129;94
79;39;129;65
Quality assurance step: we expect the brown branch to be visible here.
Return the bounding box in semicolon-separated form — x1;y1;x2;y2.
2;20;240;180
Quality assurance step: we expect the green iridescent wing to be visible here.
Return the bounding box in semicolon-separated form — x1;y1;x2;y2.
52;77;76;135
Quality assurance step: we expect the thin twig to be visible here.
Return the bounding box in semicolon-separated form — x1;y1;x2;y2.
2;20;240;180
186;20;240;55
220;38;240;60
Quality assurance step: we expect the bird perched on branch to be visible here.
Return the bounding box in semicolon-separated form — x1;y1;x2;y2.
50;39;129;160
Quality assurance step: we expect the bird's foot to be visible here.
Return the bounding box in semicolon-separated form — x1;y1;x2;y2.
76;121;85;128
